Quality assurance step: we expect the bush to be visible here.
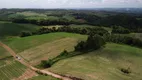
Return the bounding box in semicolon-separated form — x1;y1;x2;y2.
20;31;32;37
40;59;53;68
57;50;69;57
75;41;86;51
120;67;131;74
40;50;70;68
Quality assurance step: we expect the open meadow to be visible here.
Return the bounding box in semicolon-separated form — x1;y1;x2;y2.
48;43;142;80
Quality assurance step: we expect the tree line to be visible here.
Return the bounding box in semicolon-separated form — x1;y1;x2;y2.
111;26;130;34
104;34;142;48
20;26;109;37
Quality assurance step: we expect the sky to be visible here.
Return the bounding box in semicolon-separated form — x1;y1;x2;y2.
0;0;142;8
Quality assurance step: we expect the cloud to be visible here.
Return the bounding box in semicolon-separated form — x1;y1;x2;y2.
102;0;142;8
0;0;141;8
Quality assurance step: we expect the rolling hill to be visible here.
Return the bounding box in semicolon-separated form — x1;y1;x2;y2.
0;21;39;39
48;43;142;80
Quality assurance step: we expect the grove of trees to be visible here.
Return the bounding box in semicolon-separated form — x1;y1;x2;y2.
75;34;106;51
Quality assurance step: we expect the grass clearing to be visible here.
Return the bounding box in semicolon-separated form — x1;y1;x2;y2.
0;46;12;67
16;11;47;17
4;32;87;53
0;22;40;39
19;38;79;65
69;24;112;32
0;46;11;59
48;43;142;80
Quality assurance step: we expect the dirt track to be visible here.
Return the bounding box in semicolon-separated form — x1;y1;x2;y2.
0;41;71;80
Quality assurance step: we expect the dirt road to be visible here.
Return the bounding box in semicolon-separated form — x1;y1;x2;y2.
0;41;71;80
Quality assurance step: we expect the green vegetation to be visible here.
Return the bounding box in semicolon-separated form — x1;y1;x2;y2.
49;43;142;80
0;46;11;59
39;34;106;68
106;34;142;48
0;61;27;80
1;9;142;80
4;32;87;53
112;26;130;34
0;22;39;39
75;35;106;51
28;75;61;80
0;46;12;67
39;50;70;68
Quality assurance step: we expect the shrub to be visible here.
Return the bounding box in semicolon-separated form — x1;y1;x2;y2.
40;59;54;68
75;41;86;51
20;31;32;37
57;50;69;57
120;67;131;74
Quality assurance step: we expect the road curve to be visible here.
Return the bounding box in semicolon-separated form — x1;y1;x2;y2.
0;41;71;80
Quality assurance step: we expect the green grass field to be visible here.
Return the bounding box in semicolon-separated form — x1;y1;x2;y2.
0;22;40;39
16;11;47;17
4;32;87;53
0;46;11;59
28;75;61;80
69;24;112;32
49;43;142;80
0;46;12;67
0;61;27;80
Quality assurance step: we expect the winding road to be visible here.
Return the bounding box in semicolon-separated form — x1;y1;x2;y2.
0;41;71;80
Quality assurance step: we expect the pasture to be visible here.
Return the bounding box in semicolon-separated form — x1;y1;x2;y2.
11;32;87;65
4;32;87;53
49;43;142;80
0;22;39;39
0;46;11;59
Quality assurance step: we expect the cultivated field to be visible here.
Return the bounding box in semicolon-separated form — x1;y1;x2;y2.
4;32;87;53
28;75;60;80
0;46;11;59
0;61;27;80
19;38;78;65
14;32;87;65
48;43;142;80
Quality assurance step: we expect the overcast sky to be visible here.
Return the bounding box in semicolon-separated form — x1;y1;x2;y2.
0;0;142;8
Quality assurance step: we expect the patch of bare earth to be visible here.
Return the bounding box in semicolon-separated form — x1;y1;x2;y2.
13;69;37;80
19;38;78;65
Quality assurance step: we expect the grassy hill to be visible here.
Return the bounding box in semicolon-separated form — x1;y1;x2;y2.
48;43;142;80
0;22;39;39
2;32;87;65
4;32;87;53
